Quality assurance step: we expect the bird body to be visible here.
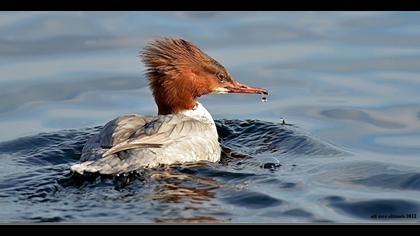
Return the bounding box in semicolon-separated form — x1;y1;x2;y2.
71;38;267;175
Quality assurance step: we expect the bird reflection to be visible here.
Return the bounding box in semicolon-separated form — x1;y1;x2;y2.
149;164;220;204
147;163;227;223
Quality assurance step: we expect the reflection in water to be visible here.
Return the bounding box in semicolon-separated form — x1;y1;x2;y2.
0;119;351;223
150;167;219;203
153;182;216;203
150;171;222;223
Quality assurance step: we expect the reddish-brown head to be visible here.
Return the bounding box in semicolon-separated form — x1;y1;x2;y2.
141;38;268;115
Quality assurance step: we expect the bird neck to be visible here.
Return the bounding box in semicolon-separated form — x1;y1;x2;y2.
181;102;214;123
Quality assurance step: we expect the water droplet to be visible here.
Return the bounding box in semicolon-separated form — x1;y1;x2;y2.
260;91;268;103
261;95;267;102
260;157;281;170
261;163;281;169
279;118;286;125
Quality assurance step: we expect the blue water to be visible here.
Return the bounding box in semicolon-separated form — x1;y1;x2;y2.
1;11;420;223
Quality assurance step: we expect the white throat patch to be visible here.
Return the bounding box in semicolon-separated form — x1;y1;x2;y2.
213;87;229;94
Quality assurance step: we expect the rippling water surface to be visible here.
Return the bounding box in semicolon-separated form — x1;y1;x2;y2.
1;11;420;223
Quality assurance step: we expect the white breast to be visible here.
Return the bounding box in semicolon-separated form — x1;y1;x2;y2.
71;101;221;175
181;102;218;135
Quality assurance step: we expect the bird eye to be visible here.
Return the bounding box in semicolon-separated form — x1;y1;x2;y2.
217;73;226;82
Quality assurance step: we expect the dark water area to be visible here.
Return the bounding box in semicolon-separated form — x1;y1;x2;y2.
0;120;418;223
1;12;420;223
0;120;340;223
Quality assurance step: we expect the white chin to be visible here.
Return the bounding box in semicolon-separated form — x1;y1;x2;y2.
213;87;229;94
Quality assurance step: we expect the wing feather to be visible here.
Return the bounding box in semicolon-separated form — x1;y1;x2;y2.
101;114;212;157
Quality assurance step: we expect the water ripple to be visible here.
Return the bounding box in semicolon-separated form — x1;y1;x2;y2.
0;119;346;222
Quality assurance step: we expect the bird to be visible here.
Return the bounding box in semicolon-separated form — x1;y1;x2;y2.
70;38;268;175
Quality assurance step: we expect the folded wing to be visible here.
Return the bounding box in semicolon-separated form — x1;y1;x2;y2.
101;114;212;157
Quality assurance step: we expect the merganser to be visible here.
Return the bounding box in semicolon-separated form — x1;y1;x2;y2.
71;38;268;175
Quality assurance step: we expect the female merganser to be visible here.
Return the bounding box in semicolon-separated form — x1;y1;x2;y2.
71;38;268;175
